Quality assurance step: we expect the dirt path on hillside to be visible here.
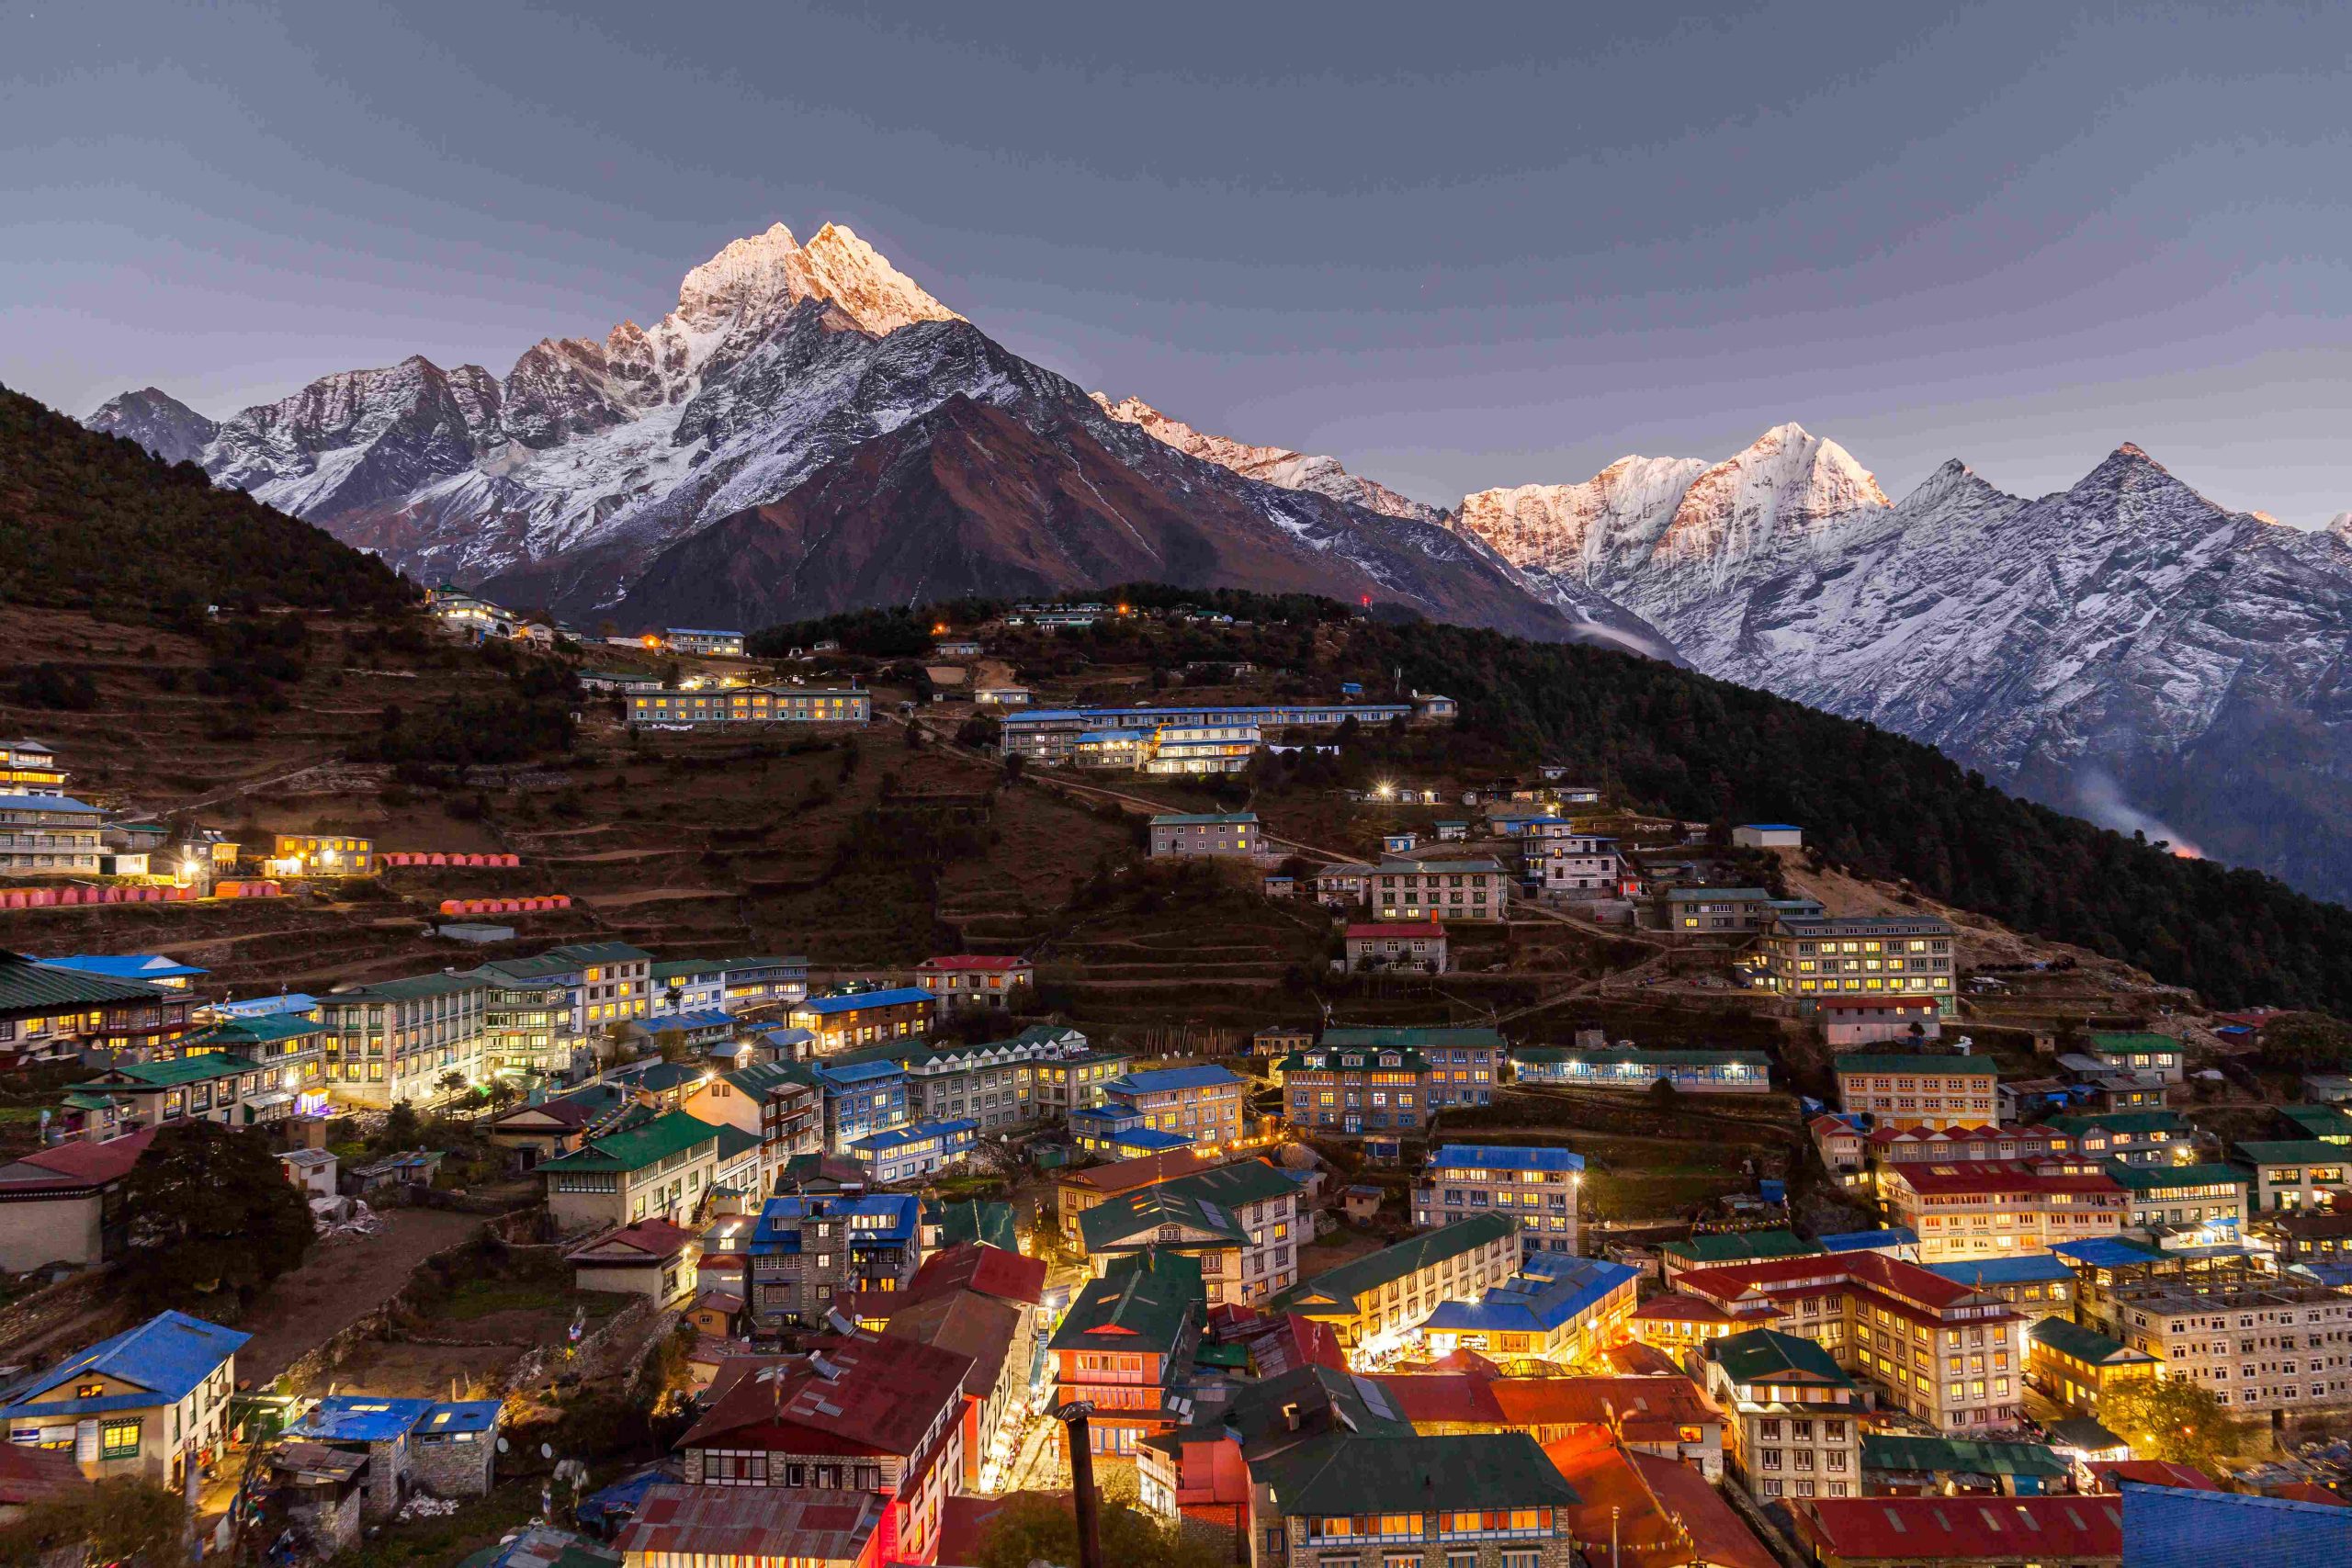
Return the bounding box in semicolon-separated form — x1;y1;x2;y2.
235;1208;483;1383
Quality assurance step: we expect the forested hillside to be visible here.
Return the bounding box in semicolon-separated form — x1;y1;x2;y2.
0;385;416;614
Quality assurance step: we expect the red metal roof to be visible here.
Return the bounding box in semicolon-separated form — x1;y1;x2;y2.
1363;1371;1507;1427
1792;1495;2121;1561
903;1240;1047;1309
5;1128;154;1189
1492;1376;1723;1440
0;1441;89;1506
616;1483;879;1562
1632;1292;1741;1324
1548;1440;1773;1568
1816;995;1939;1010
2265;1482;2351;1507
682;1332;975;1460
1601;1342;1689;1377
2088;1460;2217;1492
917;954;1032;972
1628;1450;1777;1568
1888;1159;2124;1198
1345;921;1444;939
1055;1145;1227;1195
566;1218;698;1263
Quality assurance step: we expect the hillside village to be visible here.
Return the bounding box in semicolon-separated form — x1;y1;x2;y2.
3;574;2352;1568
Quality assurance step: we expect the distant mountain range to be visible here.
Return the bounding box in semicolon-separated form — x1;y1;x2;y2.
85;224;2352;904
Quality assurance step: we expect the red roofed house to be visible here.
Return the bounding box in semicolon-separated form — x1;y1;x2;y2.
900;1239;1049;1312
1604;1340;1692;1377
616;1482;884;1568
1050;1145;1229;1240
680;1333;973;1566
1789;1494;2121;1567
1809;1116;1866;1185
1344;920;1448;974
884;1287;1029;1490
1817;996;1943;1047
1876;1158;2127;1265
1361;1370;1508;1434
913;955;1034;1011
565;1220;702;1305
2086;1460;2216;1493
0;1440;90;1523
1494;1376;1728;1481
1672;1252;2029;1434
0;1127;154;1269
1547;1437;1774;1568
2263;1481;2352;1507
1867;1123;2072;1166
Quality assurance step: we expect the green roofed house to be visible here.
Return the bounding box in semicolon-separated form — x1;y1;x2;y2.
1660;1229;1822;1286
1076;1158;1306;1308
2028;1315;2158;1416
72;1054;278;1130
921;1197;1018;1253
2044;1109;2192;1167
537;1109;719;1235
2105;1161;2249;1244
1830;1052;1998;1130
2084;1031;2184;1085
1698;1328;1864;1502
1048;1250;1204;1455
1858;1433;2068;1496
2232;1140;2352;1213
1510;1044;1772;1095
1251;1431;1582;1568
1270;1209;1520;1349
2278;1103;2352;1146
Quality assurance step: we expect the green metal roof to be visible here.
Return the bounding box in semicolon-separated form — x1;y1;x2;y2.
1662;1230;1818;1265
195;1015;324;1046
1278;1045;1432;1074
2030;1316;2154;1368
1270;1211;1517;1314
1048;1250;1201;1356
537;1109;718;1175
1859;1434;2067;1478
2233;1139;2349;1167
2086;1032;2181;1055
924;1198;1018;1252
1321;1026;1506;1051
1711;1328;1857;1389
1148;811;1258;827
2045;1110;2185;1136
0;954;175;1012
2103;1161;2246;1192
2277;1105;2352;1139
1080;1184;1250;1254
1253;1432;1578;1517
723;1061;818;1097
1831;1053;1997;1077
76;1053;260;1089
326;973;486;1002
539;942;653;965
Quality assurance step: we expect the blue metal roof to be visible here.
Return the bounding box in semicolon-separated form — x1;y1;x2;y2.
1103;1065;1239;1094
1818;1227;1918;1253
852;1118;978;1155
1419;1256;1638;1335
1739;823;1803;830
1927;1255;2076;1287
0;795;98;813
651;1010;736;1031
40;954;209;982
209;993;322;1019
2051;1237;2168;1268
419;1400;503;1437
289;1394;436;1443
1430;1144;1585;1173
0;1311;250;1416
797;987;932;1014
814;1058;906;1089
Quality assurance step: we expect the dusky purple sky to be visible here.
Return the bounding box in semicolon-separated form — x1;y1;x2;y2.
6;1;2349;520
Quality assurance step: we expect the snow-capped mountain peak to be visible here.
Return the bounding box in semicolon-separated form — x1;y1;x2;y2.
85;386;217;466
673;221;958;339
2327;512;2352;544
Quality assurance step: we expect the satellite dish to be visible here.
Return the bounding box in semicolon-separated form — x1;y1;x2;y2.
540;1443;554;1461
495;1437;510;1454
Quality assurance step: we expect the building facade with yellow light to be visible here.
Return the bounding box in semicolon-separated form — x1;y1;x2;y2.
627;685;870;725
268;833;373;877
317;972;490;1109
1372;858;1507;922
0;739;68;795
1832;1053;1998;1131
1748;914;1957;1014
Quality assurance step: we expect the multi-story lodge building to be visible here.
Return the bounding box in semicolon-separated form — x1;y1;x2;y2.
2108;1161;2249;1244
662;627;745;656
317;973;490;1109
2109;1278;2352;1416
267;832;374;877
2083;1031;2186;1085
1075;1158;1303;1308
1323;1025;1502;1112
1146;810;1259;859
1868;1122;2070;1167
2027;1316;2158;1416
650;954;808;1016
1748;914;1958;1012
1097;1064;1245;1148
1531;832;1626;897
876;1026;1105;1131
1832;1053;1999;1130
1370;857;1508;921
1512;1044;1773;1095
785;987;936;1055
1256;1431;1582;1568
911;954;1034;1010
1699;1327;1867;1503
1671;1252;2030;1434
1271;1210;1522;1352
745;1190;923;1322
2040;1110;2193;1167
0;952;195;1065
471;956;580;1079
1414;1144;1583;1256
1879;1158;2128;1264
1047;1250;1204;1458
1001;701;1414;764
627;685;871;726
537;1108;721;1235
1280;1040;1430;1137
675;1332;967;1567
2233;1140;2352;1212
0;739;67;795
0;794;102;876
